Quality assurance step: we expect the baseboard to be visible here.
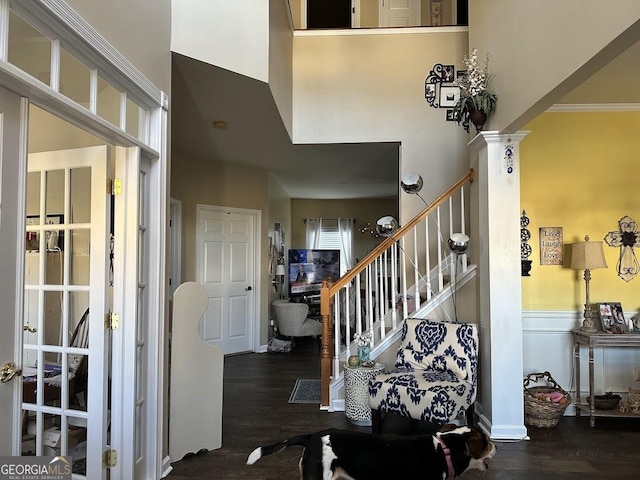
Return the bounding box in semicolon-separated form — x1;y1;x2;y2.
475;402;529;442
161;456;173;478
332;398;345;412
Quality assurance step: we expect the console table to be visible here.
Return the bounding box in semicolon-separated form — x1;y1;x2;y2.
572;329;640;427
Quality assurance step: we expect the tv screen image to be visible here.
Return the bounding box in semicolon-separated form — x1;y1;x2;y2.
288;249;340;296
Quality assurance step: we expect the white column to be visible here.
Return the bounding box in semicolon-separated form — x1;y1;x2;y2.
470;131;529;441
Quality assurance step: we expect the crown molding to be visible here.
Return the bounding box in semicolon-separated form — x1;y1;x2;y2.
548;103;640;112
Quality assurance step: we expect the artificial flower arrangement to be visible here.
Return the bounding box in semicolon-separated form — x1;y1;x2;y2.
452;48;497;133
353;330;373;347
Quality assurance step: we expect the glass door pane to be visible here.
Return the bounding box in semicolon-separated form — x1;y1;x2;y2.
23;116;110;478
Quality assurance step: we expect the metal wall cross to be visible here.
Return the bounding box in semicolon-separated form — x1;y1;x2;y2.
604;215;640;282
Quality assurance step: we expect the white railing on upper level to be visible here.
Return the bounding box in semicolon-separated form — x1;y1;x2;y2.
319;169;474;407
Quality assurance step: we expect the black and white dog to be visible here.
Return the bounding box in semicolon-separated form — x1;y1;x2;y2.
247;425;496;479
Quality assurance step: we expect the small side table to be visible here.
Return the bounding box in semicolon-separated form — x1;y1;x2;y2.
572;329;640;427
344;362;385;426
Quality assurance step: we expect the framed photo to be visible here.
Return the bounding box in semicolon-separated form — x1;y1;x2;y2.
439;85;460;108
442;64;455;82
596;302;628;333
424;83;436;100
445;109;456;122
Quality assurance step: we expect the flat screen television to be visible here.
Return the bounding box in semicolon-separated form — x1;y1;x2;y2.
288;249;340;297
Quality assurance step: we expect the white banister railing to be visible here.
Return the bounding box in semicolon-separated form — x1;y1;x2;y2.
319;169;474;407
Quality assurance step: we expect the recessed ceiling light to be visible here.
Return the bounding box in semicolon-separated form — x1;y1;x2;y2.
212;120;227;129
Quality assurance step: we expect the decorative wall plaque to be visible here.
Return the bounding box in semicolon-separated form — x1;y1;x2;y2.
520;210;532;276
604;215;640;282
425;62;461;124
539;227;563;265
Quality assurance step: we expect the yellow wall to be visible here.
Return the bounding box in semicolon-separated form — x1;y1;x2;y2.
521;111;640;316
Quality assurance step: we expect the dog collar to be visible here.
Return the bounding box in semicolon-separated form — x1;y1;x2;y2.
437;437;455;479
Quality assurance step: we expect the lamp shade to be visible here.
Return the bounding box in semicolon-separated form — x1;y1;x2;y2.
275;264;286;276
570;236;607;270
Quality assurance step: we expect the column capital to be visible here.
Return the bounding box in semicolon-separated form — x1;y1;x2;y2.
469;130;530;150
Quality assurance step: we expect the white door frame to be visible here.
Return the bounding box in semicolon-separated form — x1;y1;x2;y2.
196;204;262;353
0;86;28;456
169;198;183;300
0;1;169;477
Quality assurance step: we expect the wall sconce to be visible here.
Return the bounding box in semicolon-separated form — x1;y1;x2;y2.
275;263;286;299
359;222;381;238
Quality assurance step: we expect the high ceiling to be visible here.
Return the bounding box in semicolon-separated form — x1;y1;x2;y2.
170;40;640;200
171;54;400;200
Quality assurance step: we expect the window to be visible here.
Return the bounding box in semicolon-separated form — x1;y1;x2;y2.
306;218;354;276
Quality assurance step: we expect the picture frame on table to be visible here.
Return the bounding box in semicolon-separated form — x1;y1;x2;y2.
596;302;628;333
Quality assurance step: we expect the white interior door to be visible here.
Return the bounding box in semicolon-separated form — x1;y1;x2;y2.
23;146;110;479
0;86;27;455
380;0;420;27
196;205;259;354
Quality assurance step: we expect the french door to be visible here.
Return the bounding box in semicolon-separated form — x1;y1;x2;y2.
0;1;167;476
22;146;110;479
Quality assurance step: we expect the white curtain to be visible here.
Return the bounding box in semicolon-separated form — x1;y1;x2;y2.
305;218;322;248
338;218;355;273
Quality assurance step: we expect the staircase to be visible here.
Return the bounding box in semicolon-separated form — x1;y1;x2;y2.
319;170;476;409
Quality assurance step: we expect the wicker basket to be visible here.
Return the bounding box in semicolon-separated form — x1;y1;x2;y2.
587;393;621;410
523;371;571;428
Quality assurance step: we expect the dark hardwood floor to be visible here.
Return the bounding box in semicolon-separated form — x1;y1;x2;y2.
167;340;640;479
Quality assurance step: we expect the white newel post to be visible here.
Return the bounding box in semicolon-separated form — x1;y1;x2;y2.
470;131;529;441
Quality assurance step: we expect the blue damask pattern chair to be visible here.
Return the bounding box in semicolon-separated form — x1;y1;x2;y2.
368;318;479;433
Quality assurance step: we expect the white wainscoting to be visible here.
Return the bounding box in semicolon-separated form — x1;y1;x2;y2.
523;311;640;414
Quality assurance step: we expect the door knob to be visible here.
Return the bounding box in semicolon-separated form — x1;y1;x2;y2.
1;362;22;383
246;286;252;291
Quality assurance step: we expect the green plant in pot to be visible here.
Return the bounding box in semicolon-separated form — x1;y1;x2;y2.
452;48;497;133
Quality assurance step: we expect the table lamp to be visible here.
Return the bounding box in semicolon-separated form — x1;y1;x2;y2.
570;235;607;332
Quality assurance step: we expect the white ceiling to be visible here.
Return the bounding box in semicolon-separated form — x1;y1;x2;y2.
170;40;640;200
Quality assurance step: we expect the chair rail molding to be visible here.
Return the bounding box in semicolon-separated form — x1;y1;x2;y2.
522;310;639;405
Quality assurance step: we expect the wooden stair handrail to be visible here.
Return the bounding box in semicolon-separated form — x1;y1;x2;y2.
328;169;474;295
319;169;473;407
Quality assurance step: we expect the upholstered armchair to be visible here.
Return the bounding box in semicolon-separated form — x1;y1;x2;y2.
368;318;479;433
272;300;322;340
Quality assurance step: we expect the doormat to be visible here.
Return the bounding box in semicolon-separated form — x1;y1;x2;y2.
288;379;321;404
